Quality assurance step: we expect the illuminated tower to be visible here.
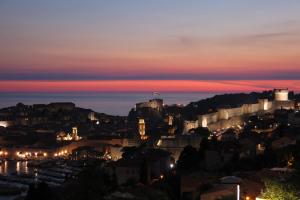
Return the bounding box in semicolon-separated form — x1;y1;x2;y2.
258;99;269;111
72;127;79;140
138;119;147;140
88;112;98;121
274;89;289;101
168;115;173;126
200;116;208;128
167;115;174;135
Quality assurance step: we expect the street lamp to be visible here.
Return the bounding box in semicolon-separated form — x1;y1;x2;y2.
170;163;174;169
237;184;240;200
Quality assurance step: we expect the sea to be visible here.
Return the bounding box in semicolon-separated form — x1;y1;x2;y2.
0;92;218;116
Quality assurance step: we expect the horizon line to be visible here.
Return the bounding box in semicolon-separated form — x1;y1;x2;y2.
1;80;300;93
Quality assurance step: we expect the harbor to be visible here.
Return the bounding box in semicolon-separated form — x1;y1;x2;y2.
0;160;82;199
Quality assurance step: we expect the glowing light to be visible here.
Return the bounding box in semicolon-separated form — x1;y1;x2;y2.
237;184;240;200
0;121;8;128
201;117;208;127
157;139;162;146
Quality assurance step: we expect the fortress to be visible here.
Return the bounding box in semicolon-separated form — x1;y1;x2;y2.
184;89;295;133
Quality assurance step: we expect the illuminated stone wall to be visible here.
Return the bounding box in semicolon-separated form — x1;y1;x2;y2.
218;109;229;120
273;100;294;110
226;107;244;118
197;102;264;131
193;100;294;132
258;99;273;111
207;116;245;131
186;96;292;132
183;120;199;134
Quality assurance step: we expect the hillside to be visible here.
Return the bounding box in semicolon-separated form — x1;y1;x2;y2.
181;90;298;120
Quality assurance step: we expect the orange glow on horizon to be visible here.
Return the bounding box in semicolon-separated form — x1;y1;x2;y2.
1;80;300;93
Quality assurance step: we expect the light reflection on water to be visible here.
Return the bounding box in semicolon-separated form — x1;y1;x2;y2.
0;161;8;174
16;161;20;174
0;161;32;176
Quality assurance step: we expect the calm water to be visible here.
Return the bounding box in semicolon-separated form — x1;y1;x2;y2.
0;161;31;176
0;92;218;116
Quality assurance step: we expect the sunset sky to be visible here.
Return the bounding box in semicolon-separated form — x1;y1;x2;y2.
1;0;300;92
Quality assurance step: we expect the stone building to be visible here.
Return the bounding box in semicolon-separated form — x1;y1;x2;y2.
135;99;163;112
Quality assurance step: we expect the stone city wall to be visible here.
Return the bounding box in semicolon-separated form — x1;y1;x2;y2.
183;99;277;133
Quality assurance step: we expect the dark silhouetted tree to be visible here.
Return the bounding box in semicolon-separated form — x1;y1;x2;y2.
63;162;117;200
25;182;58;200
177;145;198;170
193;127;210;138
121;146;138;159
140;158;150;185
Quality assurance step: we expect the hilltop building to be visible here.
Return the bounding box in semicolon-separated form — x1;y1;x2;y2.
88;112;98;121
47;102;75;112
135;99;163;112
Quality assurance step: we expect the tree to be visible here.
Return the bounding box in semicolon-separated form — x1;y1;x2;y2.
121;144;147;159
190;127;210;138
25;182;58;200
217;195;235;200
153;173;181;200
121;146;138;159
140;158;150;185
63;162;117;200
198;137;209;166
177;145;198;171
292;141;300;186
262;140;277;168
261;179;300;200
